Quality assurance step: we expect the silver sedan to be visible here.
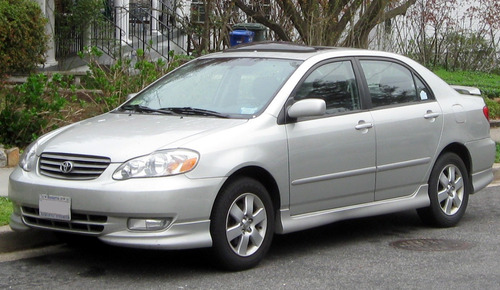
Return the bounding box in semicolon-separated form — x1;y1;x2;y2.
9;42;495;270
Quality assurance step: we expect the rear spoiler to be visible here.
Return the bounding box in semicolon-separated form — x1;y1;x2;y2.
450;85;482;96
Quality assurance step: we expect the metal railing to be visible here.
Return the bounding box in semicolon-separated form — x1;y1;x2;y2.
91;17;126;59
90;1;187;61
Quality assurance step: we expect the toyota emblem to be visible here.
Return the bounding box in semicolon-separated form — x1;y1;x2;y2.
60;161;74;174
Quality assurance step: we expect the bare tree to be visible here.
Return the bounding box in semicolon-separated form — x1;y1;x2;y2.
233;0;416;48
175;0;240;55
390;0;500;71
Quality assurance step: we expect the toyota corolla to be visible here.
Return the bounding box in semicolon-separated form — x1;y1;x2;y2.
9;42;495;270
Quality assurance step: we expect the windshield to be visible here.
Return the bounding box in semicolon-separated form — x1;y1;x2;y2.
120;57;302;118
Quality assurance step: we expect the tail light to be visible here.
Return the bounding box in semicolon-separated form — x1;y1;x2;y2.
483;106;490;122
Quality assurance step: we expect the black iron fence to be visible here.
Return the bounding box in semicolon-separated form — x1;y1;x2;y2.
55;13;84;58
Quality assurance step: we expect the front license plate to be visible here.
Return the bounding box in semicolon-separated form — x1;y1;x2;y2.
39;194;71;221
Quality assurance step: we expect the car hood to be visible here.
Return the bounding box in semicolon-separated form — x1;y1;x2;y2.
38;113;247;162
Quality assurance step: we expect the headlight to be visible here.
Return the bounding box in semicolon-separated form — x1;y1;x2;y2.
19;141;39;172
113;149;199;180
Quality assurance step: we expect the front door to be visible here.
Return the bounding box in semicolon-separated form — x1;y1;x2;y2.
286;60;376;216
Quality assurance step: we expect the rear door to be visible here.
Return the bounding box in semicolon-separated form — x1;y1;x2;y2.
358;59;443;201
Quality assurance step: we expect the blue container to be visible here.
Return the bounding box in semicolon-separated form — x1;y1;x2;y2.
229;30;255;47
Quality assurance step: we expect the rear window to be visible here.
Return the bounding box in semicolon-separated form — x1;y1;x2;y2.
360;60;432;107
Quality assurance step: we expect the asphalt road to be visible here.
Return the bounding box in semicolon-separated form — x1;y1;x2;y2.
1;185;499;289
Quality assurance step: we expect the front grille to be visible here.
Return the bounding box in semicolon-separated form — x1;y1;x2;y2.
39;153;111;180
21;206;107;234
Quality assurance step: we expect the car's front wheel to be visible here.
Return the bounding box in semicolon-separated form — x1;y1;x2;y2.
417;152;470;227
210;177;274;271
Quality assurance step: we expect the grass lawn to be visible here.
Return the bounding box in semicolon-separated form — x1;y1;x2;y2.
496;143;500;163
434;69;500;120
0;197;12;226
434;69;500;98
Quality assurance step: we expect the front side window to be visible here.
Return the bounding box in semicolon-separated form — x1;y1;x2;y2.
294;61;361;114
360;60;427;107
121;58;302;118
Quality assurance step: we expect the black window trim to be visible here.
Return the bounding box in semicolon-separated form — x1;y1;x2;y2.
279;57;366;124
353;56;436;110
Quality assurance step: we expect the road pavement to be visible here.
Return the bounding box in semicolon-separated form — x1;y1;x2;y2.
2;185;500;288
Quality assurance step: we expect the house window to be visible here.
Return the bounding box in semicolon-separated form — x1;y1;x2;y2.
191;1;205;23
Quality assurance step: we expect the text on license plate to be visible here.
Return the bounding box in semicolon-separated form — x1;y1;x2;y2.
39;194;71;221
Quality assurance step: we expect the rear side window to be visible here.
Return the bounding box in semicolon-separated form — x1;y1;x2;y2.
360;60;431;107
294;61;360;114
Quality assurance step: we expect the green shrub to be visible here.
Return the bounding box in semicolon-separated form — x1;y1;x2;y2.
0;49;193;148
0;74;75;147
78;47;194;112
0;0;48;76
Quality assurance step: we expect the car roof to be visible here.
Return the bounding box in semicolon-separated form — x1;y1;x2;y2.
201;41;403;62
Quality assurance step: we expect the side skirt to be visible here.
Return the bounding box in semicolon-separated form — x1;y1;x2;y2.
276;184;430;234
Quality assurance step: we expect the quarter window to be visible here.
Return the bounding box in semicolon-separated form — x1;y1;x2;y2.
360;60;429;107
294;61;360;114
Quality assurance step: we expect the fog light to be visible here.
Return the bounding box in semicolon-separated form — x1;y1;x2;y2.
127;218;171;231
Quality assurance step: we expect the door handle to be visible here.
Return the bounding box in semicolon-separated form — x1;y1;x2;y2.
355;121;373;130
424;111;440;119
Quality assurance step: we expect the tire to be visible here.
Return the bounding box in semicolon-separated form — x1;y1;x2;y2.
417;152;470;227
210;177;274;271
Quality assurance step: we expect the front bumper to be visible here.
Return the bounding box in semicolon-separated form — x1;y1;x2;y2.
8;165;225;250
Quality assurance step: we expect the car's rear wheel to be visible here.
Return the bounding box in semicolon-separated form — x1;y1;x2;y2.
417;152;470;227
210;177;274;271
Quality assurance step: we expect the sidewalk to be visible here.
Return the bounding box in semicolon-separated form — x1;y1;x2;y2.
0;167;13;197
490;126;500;143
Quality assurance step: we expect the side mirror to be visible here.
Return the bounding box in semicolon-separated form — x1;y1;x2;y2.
127;93;138;101
287;98;326;119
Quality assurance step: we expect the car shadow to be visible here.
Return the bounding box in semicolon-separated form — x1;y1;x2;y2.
20;209;426;276
269;209;423;259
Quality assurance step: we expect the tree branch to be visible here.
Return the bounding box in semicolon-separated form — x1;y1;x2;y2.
233;0;291;41
384;0;417;22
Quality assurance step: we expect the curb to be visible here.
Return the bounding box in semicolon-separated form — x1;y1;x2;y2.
491;163;500;187
0;225;11;233
0;225;62;255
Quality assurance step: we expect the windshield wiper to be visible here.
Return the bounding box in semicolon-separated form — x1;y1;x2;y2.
121;104;176;115
160;107;229;118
